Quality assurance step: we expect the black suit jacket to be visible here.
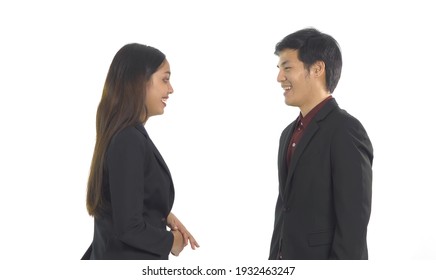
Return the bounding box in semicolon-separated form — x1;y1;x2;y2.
82;124;175;260
269;99;373;260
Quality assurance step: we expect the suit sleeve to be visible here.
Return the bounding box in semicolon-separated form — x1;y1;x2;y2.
330;117;373;259
106;128;173;258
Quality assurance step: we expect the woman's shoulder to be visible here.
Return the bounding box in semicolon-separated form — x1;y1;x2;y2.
110;125;147;149
105;125;152;167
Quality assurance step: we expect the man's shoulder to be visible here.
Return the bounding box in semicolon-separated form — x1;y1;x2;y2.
326;107;370;142
336;108;366;128
323;106;364;128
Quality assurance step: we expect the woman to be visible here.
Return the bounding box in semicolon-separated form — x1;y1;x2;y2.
82;43;199;260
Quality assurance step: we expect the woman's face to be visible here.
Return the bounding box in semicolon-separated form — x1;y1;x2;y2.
144;59;173;118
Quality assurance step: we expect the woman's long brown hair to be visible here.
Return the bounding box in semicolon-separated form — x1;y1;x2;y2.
86;43;165;217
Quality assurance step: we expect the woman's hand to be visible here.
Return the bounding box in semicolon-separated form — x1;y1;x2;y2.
167;212;200;250
171;230;184;256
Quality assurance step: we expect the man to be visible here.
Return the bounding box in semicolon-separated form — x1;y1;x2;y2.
269;28;373;260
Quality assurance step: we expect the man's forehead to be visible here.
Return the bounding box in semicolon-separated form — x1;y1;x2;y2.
278;49;299;65
279;49;298;58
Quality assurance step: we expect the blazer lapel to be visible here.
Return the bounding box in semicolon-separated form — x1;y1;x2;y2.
278;121;296;197
283;99;338;200
284;121;319;199
134;124;172;178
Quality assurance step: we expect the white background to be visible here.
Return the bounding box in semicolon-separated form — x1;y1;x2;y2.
1;0;435;279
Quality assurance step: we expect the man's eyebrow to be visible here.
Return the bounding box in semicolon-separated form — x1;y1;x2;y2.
277;61;289;68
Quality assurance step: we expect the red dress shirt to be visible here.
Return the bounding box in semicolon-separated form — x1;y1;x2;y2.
286;96;333;167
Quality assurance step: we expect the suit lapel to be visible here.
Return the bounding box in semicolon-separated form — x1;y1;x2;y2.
134;124;172;178
284;121;319;200
283;99;338;200
278;121;296;196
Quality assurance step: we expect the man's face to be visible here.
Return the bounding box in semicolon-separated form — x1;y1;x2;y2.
276;49;315;108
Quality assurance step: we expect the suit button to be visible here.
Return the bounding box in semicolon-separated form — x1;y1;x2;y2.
282;207;289;212
161;217;166;222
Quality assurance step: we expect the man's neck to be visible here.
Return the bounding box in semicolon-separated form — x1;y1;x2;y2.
300;94;331;117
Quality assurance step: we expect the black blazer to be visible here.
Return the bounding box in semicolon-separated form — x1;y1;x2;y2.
269;99;373;260
82;124;175;260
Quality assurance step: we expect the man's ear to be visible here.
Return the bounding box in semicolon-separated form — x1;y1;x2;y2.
311;61;325;77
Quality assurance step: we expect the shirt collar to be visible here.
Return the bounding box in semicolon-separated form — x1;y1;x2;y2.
298;95;333;128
